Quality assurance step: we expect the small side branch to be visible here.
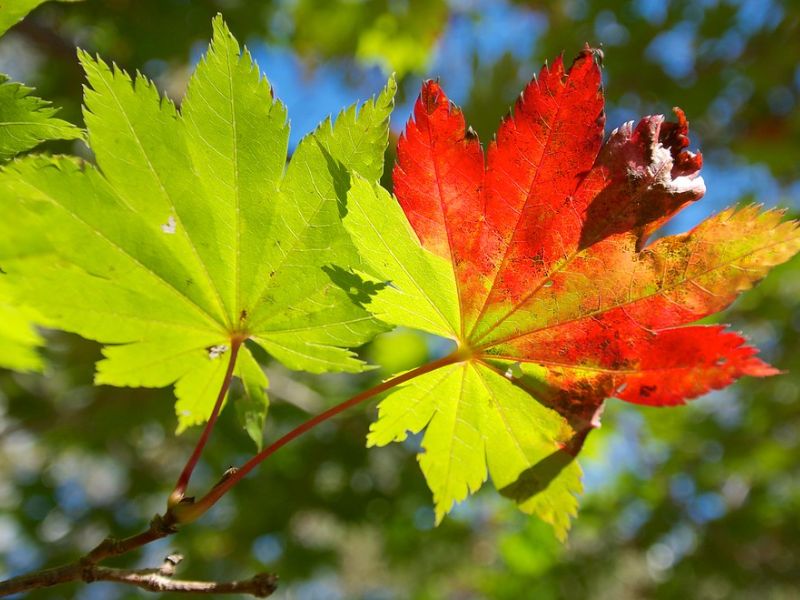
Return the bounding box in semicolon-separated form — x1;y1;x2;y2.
85;513;178;563
0;547;276;597
92;556;277;597
0;563;82;596
94;569;277;596
0;514;177;597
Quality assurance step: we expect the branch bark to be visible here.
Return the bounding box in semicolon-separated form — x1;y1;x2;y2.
0;513;176;596
90;567;277;596
89;554;277;597
0;524;277;597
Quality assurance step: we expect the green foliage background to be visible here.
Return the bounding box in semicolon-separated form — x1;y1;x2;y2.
0;0;798;598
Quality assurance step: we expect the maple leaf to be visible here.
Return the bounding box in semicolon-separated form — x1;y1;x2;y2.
0;198;44;375
0;0;83;372
0;74;82;161
0;277;44;372
0;0;83;37
345;48;800;537
0;16;395;442
0;74;80;372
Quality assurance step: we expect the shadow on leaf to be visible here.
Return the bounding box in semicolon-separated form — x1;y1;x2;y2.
322;264;386;308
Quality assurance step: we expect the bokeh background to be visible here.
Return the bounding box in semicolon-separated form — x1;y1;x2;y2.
0;0;798;598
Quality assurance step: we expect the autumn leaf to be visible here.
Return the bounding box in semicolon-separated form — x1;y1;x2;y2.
0;16;394;442
345;47;800;537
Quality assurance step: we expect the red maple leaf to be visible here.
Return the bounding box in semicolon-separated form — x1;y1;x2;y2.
392;46;793;442
345;47;798;531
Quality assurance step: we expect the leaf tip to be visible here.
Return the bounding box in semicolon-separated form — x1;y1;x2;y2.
210;13;237;51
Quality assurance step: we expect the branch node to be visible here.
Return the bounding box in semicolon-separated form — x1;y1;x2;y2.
250;573;279;597
79;560;97;584
152;512;179;535
160;553;183;577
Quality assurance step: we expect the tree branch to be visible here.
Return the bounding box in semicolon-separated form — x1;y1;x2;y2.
92;568;277;596
0;548;277;597
84;512;178;563
90;554;277;597
0;513;178;597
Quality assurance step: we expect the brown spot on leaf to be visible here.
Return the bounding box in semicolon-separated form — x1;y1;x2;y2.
639;384;657;397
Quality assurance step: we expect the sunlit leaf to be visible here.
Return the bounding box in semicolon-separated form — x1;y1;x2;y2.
346;48;800;536
0;16;394;431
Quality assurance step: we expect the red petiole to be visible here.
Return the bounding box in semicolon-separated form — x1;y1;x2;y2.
169;349;465;524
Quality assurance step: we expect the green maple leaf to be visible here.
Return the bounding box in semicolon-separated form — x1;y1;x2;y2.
0;74;80;372
0;0;82;372
0;16;395;443
0;277;44;371
0;74;82;161
0;0;83;37
0;193;45;373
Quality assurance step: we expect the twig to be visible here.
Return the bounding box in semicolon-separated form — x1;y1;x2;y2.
84;512;178;563
90;564;277;596
0;547;277;597
0;513;177;596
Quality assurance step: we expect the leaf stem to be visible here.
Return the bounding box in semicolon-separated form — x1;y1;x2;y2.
170;338;243;507
171;350;464;524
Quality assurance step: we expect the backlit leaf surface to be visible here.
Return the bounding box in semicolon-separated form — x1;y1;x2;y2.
0;73;80;372
0;277;43;372
0;74;82;161
346;48;800;537
0;16;394;436
0;1;83;372
0;0;82;37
